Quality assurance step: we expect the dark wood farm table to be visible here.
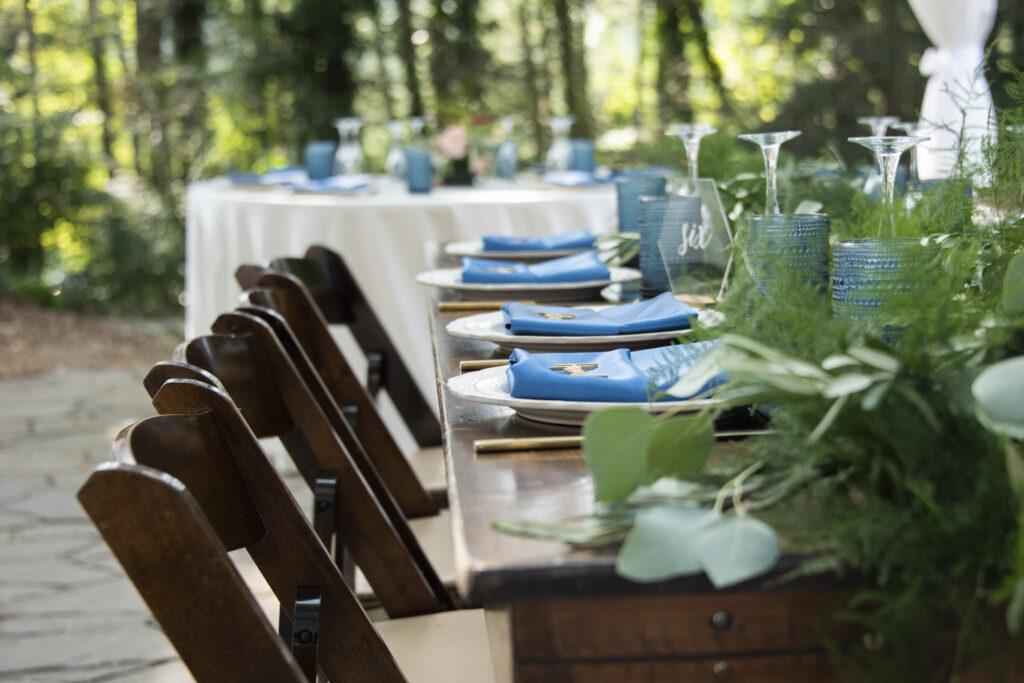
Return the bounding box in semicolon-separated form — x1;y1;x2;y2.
427;302;840;683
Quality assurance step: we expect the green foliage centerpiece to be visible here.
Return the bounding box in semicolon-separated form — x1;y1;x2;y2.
496;80;1024;679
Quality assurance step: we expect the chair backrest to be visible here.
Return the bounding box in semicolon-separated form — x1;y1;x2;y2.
78;462;309;683
236;271;440;511
149;317;451;616
110;379;413;680
235;245;442;448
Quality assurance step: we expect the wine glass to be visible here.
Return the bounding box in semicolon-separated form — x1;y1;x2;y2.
737;131;801;214
546;115;575;171
848;136;928;238
892;121;924;193
386;120;407;180
332;117;363;175
857;116;900;137
666;123;717;194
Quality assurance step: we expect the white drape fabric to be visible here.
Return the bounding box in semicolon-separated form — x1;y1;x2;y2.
907;0;998;180
185;180;617;408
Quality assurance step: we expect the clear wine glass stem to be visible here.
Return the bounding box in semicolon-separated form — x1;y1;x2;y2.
685;140;701;192
762;143;782;214
878;151;900;238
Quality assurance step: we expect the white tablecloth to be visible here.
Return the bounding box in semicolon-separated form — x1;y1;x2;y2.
185;179;617;410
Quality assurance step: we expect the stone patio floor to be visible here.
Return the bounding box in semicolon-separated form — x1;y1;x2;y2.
0;368;302;682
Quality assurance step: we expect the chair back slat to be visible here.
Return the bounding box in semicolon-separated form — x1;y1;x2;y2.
183;335;293;439
78;463;308;683
147;380;408;681
113;413;266;552
258;245;442;448
239;277;437;518
165;319;451;616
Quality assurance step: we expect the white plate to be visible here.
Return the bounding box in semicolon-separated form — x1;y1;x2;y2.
446;366;720;426
416;267;640;302
446;307;708;353
444;239;587;263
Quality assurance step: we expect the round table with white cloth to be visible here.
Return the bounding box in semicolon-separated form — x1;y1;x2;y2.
184;178;618;416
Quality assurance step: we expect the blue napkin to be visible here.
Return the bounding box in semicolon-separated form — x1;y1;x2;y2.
297;174;370;193
501;292;697;336
482;229;595;252
462;251;610;284
229;167;307;186
506;341;724;402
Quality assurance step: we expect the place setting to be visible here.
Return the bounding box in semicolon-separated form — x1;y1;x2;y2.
417;239;640;302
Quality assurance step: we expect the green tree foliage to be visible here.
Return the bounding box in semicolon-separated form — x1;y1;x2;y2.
764;0;930;156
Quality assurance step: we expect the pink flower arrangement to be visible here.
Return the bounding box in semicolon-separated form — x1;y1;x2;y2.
437;124;469;160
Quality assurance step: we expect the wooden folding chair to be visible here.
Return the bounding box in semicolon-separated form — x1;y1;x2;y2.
82;381;495;681
235;269;446;507
235;244;442;449
146;314;455;616
79;463;310;683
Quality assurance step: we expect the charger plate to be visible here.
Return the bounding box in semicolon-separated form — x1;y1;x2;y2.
416;267;640;302
445;306;708;353
444;239;587;263
446;365;720;427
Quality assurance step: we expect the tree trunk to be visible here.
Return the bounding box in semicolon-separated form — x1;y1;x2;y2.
633;0;647;159
243;0;270;148
23;0;39;122
551;0;593;139
88;0;116;176
374;3;396;121
681;0;728;114
395;0;423;116
655;0;690;128
517;0;544;161
136;0;171;190
111;0;143;178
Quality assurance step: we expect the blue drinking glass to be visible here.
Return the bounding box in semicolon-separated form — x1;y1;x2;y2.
569;140;595;173
745;213;831;298
404;148;433;193
637;195;704;299
304;141;337;180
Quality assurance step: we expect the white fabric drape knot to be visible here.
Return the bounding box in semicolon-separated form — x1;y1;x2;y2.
907;0;997;182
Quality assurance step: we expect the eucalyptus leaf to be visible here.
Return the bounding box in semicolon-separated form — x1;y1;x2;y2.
972;356;1024;440
821;354;860;371
845;346;900;374
1008;575;1024;636
861;380;891;411
646;413;714;482
822;373;877;398
667;348;730;398
1003;249;1024;316
694;514;780;589
582;407;654;502
615;506;711;582
1007;443;1024;496
794;200;823;214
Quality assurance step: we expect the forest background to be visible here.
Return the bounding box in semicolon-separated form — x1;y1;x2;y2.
2;0;1023;316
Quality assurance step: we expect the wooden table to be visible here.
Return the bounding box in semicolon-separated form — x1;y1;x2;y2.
428;304;840;683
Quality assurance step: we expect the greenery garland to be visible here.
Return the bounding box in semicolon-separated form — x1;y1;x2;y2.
497;71;1024;681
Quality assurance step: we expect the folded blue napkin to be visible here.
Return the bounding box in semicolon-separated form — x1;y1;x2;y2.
501;292;697;336
482;229;596;252
229;167;307;186
506;341;724;402
298;173;370;193
462;251;610;284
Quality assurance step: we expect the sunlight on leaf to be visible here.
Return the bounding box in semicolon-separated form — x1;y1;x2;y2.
616;506;711;582
822;373;877;398
845;346;900;374
694;515;780;589
582;407;654;502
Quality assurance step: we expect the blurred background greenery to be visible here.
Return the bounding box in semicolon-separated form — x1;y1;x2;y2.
2;0;1022;315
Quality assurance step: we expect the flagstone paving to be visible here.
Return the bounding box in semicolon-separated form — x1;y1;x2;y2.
0;369;302;682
